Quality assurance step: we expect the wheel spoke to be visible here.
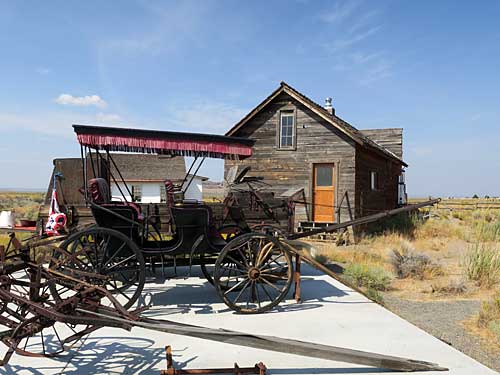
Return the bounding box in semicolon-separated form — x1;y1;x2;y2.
224;277;249;295
232;279;251;304
259;276;284;292
105;254;136;272
101;242;127;269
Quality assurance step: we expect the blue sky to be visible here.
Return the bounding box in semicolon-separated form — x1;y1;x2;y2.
0;1;499;197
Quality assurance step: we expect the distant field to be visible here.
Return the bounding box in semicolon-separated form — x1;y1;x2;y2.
410;197;500;212
0;192;44;222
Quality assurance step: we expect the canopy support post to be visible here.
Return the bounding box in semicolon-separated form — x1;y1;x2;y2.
106;150;133;202
183;157;206;195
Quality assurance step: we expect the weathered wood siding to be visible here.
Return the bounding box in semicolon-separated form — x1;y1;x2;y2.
360;128;403;159
225;92;357;223
355;146;402;217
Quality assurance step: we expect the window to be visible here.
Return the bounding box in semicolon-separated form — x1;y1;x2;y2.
370;171;379;191
132;184;142;202
316;165;333;187
279;110;295;149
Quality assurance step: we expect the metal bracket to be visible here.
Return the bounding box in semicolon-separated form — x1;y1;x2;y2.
161;345;267;375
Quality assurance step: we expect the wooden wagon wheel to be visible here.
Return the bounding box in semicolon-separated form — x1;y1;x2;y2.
49;227;145;309
213;232;292;314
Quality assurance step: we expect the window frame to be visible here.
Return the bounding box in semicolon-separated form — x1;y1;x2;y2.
276;108;297;150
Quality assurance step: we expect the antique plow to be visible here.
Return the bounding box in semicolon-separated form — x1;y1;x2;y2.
0;230;447;372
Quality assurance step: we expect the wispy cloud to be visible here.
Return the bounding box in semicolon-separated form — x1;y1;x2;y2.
55;94;107;108
97;2;208;58
471;113;482;121
358;58;393;85
319;1;360;24
315;2;393;85
322;26;381;54
35;67;50;75
96;112;122;123
164;101;246;134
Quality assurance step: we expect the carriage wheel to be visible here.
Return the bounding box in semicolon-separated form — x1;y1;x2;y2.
49;227;145;309
214;233;292;314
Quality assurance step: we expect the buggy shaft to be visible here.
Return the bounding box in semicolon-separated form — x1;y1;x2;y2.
77;308;447;372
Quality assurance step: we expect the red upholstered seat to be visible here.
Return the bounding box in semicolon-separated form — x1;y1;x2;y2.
88;178;144;221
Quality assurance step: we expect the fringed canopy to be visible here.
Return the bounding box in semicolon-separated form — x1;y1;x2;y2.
73;125;254;160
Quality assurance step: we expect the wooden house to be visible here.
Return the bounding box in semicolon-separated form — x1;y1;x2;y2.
225;82;407;226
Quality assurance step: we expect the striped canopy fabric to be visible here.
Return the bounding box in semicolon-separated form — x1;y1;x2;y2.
73;124;254;160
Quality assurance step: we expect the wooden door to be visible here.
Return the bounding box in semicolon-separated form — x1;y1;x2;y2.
313;163;335;222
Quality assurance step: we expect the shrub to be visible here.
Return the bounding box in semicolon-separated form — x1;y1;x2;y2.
478;293;500;339
344;263;391;291
313;253;329;265
431;280;467;296
464;242;500;288
391;245;443;280
365;287;384;304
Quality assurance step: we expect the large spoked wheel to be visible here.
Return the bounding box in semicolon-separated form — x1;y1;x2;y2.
214;232;292;314
49;227;145;309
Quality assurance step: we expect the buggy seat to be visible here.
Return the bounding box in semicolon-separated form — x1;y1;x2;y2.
88;178;144;240
88;178;144;221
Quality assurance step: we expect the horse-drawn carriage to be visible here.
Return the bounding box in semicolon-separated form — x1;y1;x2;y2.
47;125;295;314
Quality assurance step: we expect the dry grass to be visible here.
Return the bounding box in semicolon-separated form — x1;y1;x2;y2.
478;293;500;331
309;203;500;304
464;242;500;288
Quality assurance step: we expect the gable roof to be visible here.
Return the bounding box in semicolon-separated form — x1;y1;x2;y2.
226;81;407;167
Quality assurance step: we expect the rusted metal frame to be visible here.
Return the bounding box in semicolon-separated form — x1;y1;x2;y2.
288;199;441;240
0;284;129;331
293;254;301;303
161;345;266;375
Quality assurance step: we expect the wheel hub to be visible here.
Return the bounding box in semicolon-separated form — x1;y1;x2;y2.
248;267;261;280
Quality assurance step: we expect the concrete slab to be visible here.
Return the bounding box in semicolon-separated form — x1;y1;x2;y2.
1;265;496;375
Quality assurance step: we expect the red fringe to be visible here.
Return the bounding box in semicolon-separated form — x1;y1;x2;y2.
77;134;252;159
